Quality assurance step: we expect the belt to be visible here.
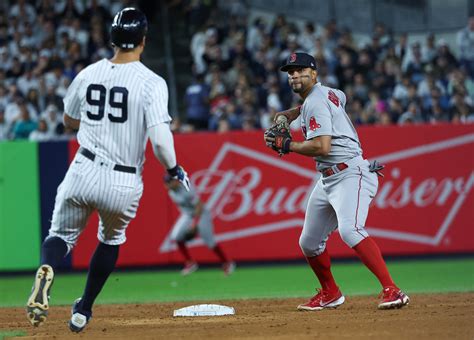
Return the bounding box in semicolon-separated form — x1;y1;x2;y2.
321;163;348;177
78;147;136;174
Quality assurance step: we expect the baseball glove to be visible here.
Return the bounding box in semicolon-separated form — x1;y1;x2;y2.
264;116;292;156
183;227;198;242
369;160;385;177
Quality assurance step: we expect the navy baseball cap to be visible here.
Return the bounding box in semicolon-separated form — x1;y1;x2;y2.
280;52;317;72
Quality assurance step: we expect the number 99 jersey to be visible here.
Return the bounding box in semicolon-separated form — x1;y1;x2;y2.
63;58;171;172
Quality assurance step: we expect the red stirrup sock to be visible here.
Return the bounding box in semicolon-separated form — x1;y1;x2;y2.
353;237;396;288
306;249;339;292
212;244;228;263
177;241;192;262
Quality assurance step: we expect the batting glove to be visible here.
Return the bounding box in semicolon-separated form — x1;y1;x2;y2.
167;165;191;191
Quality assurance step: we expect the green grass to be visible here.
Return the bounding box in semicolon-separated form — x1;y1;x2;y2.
1;258;473;308
0;331;26;340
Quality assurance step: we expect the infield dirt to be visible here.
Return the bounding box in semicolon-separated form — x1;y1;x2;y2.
1;293;473;339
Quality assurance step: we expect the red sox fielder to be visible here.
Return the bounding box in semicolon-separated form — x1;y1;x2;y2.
164;176;235;275
264;52;409;310
26;8;190;332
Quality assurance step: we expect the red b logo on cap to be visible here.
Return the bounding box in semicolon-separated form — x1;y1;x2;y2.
289;53;297;63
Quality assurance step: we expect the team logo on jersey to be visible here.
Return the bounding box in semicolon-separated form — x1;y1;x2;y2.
328;90;340;107
289;53;297;63
309;116;321;131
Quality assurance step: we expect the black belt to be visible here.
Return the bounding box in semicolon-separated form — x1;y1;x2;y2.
78;147;136;174
322;163;348;177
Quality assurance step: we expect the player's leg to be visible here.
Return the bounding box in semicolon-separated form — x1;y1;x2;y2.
297;180;344;311
69;172;143;332
171;214;199;274
198;210;235;275
329;163;409;309
27;160;95;327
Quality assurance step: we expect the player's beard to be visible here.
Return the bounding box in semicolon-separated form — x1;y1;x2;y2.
291;82;305;94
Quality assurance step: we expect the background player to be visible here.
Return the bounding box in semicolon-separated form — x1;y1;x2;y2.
264;52;409;311
26;8;190;332
164;175;235;275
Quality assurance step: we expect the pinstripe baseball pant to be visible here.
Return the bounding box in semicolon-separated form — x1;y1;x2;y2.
47;152;143;249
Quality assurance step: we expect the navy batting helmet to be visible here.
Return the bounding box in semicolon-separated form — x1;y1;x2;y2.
110;7;148;49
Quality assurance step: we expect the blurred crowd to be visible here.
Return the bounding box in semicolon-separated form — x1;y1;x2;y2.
180;3;474;132
0;0;135;141
1;1;473;141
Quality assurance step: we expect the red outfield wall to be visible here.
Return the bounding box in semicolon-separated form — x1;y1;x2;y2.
71;124;474;268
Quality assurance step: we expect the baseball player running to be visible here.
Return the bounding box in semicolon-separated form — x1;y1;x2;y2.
26;8;191;332
264;52;409;311
164;176;235;275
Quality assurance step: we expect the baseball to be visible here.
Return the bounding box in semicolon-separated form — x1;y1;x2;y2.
276;115;288;124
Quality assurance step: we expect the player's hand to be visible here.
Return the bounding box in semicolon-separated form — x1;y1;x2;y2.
167;165;191;191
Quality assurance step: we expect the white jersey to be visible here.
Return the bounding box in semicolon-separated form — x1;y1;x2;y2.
300;82;362;170
63;58;171;172
48;58;173;247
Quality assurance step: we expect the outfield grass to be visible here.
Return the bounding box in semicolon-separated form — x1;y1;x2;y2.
1;258;473;308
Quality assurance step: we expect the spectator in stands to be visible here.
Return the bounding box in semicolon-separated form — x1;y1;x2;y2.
387;98;404;123
450;91;474;123
428;102;450;123
41;104;63;137
270;14;289;49
43;84;63;112
405;43;425;84
185;72;210;130
247;17;267;52
29;118;51;142
216;115;231;133
12;101;37;139
322;19;340;52
395;32;408;61
457;16;474;78
435;39;458;69
17;70;39;98
448;68;474;101
399;102;422;125
422;33;437;63
9;0;36;23
374;22;392;47
298;22;318;52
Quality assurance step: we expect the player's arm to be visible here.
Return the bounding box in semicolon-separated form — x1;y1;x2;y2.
63;114;80;130
274;106;301;123
148;122;191;191
289;135;332;157
148;122;177;169
145;77;190;190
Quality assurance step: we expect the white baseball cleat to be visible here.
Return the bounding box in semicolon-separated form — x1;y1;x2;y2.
26;265;55;327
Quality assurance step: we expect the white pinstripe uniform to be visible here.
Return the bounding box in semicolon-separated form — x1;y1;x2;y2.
48;58;171;248
299;83;378;256
168;185;216;247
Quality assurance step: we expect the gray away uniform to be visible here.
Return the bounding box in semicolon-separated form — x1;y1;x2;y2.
298;82;378;256
168;186;216;248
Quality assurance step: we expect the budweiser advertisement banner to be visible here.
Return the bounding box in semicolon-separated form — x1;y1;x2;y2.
71;124;474;268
